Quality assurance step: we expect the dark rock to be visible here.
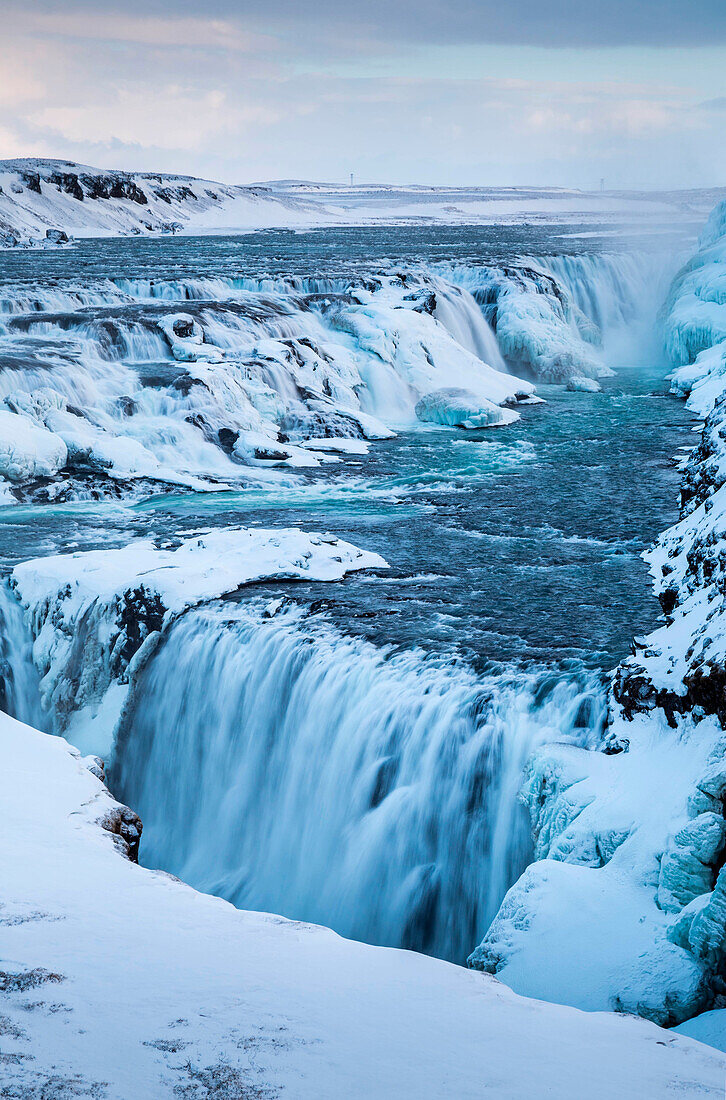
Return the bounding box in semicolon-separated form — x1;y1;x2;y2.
99;804;143;863
44;229;70;245
172;318;195;339
21;172;42;195
48;172;84;201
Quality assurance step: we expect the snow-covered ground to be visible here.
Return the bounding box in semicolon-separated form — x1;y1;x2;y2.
2;708;724;1099
1;159;723;244
468;200;726;1038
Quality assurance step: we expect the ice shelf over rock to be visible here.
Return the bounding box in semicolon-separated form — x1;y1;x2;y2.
10;527;387;756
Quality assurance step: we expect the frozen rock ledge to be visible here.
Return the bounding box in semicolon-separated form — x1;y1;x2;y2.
1;709;723;1098
10;526;388;756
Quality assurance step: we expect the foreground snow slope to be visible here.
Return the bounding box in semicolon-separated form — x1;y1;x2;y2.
1;711;723;1099
469;200;726;1035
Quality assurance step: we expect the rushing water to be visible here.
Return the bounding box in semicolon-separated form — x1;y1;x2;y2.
0;224;696;963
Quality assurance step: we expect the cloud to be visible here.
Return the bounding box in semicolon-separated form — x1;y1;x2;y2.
10;11;276;53
8;0;726;50
0;0;724;189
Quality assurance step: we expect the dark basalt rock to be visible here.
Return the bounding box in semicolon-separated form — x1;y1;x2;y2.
153;185;196;204
49;172;84;201
21;172;42;195
45;229;70;244
172;318;195;339
217;427;238;453
109;178;148;205
115;586;166;671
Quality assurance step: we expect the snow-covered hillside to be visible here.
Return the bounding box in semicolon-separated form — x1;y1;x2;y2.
468;200;726;1033
0;158;722;244
0;159;323;244
1;708;724;1098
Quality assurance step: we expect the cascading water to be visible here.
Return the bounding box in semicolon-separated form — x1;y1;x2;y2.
0;583;45;731
0;232;687;972
532;251;681;366
112;603;607;964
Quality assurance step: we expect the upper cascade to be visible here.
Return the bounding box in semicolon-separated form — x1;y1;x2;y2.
0;268;537;505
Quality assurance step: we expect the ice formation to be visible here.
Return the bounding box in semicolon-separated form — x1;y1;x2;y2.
8;528;385;756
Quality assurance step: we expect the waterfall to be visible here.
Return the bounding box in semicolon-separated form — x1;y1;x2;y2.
0;583;45;731
530;251;681;367
432;280;508;372
113;602;606;964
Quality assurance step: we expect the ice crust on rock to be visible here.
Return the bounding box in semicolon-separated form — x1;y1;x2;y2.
0;408;67;482
414;387;518;428
437;262;613;381
566;375;601;393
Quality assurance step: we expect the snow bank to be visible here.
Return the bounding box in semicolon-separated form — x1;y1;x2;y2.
469;711;720;1025
1;160;715;243
0;158;325;242
10;527;386;755
675;1010;726;1053
0;408;67;482
1;709;723;1099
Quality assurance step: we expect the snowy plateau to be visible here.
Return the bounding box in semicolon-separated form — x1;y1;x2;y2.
3;160;726;1097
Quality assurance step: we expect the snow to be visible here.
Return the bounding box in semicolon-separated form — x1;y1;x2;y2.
468;710;721;1025
470;197;726;1034
1;160;719;244
675;1010;726;1053
1;709;723;1099
10;527;387;755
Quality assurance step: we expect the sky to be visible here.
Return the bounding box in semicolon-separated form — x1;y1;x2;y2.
1;0;725;190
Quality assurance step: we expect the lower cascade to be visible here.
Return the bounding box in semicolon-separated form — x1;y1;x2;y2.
111;603;606;963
